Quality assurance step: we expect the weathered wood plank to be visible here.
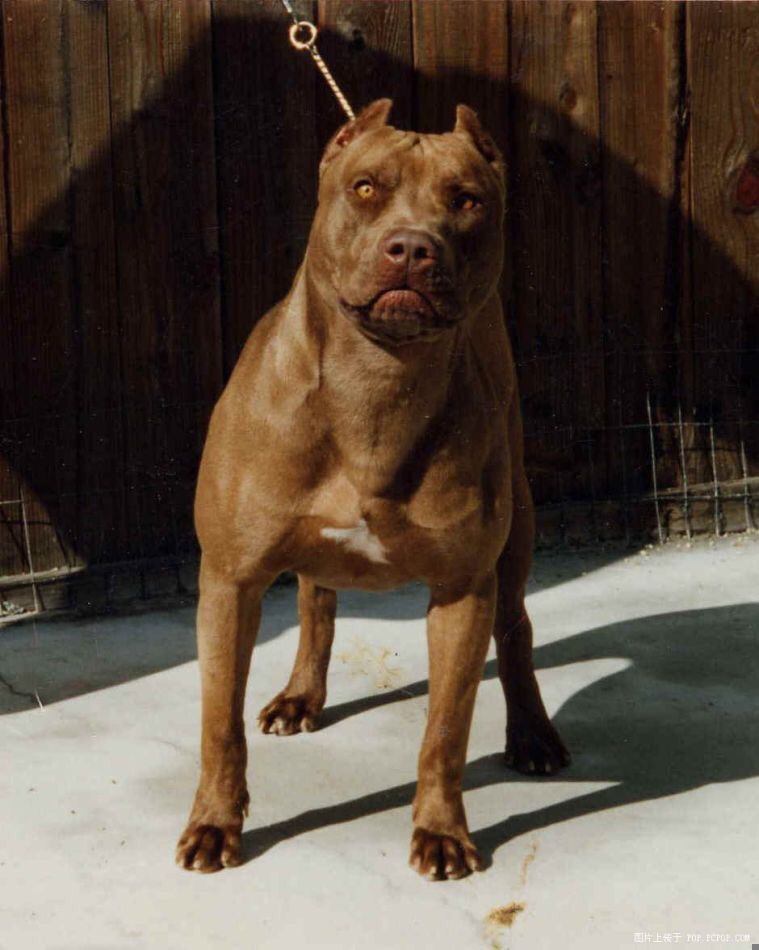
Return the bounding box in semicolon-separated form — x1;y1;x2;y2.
108;0;222;559
687;1;759;496
507;0;604;506
598;1;685;500
66;0;126;565
412;0;508;134
411;0;512;318
0;5;23;578
211;0;318;372
318;0;414;131
2;0;78;573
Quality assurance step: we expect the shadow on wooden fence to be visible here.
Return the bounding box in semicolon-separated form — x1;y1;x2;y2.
0;1;756;618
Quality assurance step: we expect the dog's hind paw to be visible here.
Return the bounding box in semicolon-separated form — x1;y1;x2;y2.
257;692;322;736
505;714;571;776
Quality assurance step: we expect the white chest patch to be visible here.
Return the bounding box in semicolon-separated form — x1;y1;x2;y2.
320;518;389;564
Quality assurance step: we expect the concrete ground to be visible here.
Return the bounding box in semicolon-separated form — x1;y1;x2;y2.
1;535;757;950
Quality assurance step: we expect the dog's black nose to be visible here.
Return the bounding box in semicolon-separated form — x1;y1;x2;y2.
382;229;438;268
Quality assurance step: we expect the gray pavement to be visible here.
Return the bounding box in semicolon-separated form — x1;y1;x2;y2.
1;535;757;949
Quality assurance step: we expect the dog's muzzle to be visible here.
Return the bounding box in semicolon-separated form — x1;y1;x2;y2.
341;288;458;345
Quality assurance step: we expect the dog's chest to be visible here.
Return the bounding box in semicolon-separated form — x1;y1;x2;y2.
291;462;505;590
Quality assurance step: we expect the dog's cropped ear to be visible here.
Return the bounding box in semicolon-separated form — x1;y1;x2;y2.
320;98;393;173
454;105;504;177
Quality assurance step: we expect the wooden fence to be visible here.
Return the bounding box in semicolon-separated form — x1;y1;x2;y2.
0;0;757;616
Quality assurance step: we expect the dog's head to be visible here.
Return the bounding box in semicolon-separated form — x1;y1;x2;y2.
307;99;505;347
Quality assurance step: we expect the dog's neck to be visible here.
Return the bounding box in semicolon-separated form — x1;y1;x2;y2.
295;267;463;494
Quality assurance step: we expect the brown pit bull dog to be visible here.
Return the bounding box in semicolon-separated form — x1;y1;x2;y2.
176;99;569;880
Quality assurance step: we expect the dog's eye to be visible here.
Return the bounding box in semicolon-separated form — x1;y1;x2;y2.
354;180;375;200
453;192;482;211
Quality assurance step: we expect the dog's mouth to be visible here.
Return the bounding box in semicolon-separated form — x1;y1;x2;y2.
340;288;455;345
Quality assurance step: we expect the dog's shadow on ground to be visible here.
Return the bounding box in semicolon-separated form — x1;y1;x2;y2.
3;579;757;864
241;602;759;867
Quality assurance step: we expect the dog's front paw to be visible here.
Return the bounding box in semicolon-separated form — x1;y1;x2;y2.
176;821;242;873
409;827;484;881
505;713;570;775
257;691;322;736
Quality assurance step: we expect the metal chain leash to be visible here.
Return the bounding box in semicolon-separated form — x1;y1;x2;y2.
279;0;356;121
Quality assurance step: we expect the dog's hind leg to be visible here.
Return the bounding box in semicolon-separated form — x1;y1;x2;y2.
493;471;570;775
258;576;337;735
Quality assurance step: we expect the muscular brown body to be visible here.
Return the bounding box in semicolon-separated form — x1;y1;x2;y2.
176;100;569;881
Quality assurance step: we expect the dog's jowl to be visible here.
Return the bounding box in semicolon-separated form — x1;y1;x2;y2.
176;100;570;880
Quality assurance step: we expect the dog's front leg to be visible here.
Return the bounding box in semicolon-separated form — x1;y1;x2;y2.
410;573;496;880
176;557;268;872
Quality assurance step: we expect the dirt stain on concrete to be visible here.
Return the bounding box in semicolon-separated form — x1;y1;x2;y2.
519;837;538;887
484;840;535;946
484;902;526;948
487;902;525;929
337;637;402;689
